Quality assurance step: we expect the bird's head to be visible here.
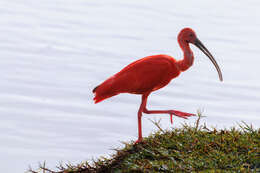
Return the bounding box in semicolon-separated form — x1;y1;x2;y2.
178;28;197;44
178;27;223;82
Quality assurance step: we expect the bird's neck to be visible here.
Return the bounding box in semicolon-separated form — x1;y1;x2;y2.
177;41;194;72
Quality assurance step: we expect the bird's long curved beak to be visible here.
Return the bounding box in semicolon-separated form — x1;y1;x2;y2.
194;38;223;81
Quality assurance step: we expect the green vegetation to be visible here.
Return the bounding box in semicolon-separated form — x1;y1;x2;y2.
29;115;260;173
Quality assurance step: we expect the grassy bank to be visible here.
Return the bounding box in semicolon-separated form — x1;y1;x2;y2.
29;116;260;173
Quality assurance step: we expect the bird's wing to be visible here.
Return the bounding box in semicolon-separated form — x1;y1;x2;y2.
113;55;179;94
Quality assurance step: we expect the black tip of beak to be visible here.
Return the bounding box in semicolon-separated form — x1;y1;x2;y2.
194;38;223;82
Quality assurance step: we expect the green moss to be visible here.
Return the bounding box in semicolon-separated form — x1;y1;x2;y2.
29;116;260;173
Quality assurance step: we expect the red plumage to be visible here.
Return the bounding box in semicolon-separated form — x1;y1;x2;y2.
93;28;223;143
93;55;180;103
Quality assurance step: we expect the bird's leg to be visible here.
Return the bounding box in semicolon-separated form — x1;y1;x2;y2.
135;107;143;144
135;93;195;143
141;93;195;123
135;94;148;144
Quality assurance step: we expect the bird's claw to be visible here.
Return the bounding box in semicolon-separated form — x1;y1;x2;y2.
134;138;145;144
169;111;196;123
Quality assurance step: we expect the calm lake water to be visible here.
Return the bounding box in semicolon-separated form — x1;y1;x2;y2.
0;0;259;172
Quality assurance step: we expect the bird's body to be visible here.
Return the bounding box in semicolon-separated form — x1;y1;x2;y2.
93;28;223;143
93;54;181;103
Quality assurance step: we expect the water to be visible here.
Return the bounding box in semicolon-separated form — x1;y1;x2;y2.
0;0;259;172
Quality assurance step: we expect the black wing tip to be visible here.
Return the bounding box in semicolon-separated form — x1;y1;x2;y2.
92;85;99;93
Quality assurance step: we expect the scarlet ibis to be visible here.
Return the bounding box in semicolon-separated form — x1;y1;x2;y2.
93;28;223;143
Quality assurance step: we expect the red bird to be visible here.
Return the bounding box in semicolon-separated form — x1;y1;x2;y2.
93;28;223;143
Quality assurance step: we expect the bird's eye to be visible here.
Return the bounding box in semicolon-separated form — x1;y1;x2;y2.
189;34;193;37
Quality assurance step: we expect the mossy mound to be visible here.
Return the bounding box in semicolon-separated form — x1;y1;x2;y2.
30;118;260;173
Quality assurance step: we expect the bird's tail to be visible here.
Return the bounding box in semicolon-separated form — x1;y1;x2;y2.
92;77;118;103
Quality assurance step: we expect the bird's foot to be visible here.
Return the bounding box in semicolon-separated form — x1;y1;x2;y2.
134;138;144;144
169;110;196;124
